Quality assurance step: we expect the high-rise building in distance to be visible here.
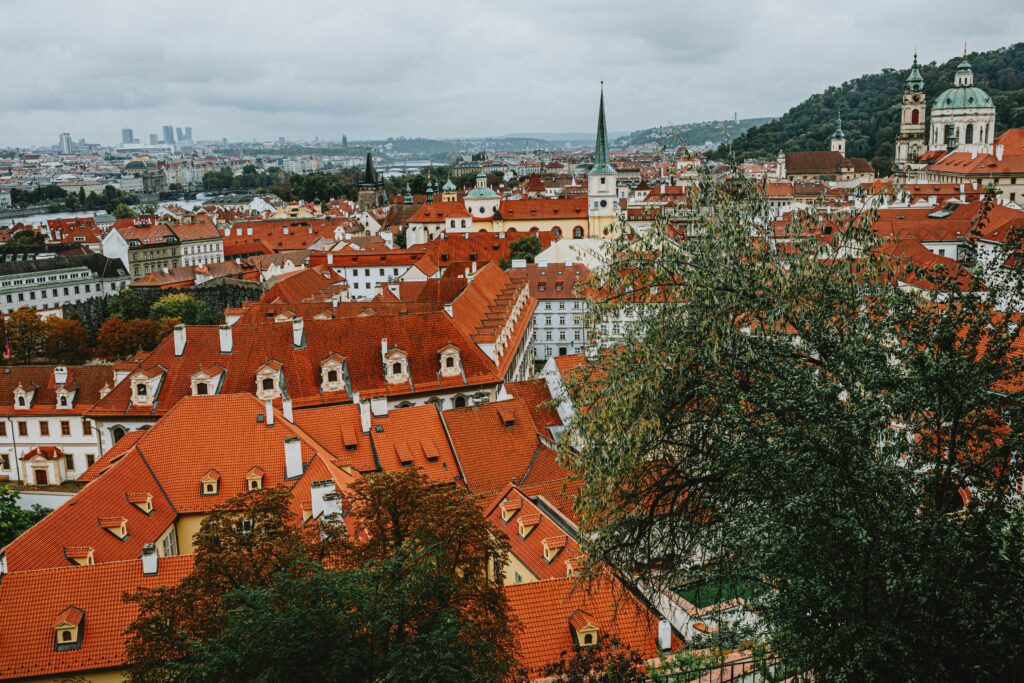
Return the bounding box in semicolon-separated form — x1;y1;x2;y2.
121;128;134;144
149;133;158;144
176;127;184;142
59;132;72;155
184;127;192;142
163;125;175;145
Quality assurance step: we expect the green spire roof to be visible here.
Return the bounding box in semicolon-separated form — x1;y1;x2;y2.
906;52;924;92
403;182;413;204
589;83;616;176
442;177;456;192
833;111;845;140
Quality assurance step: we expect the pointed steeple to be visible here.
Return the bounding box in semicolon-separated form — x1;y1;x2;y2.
906;51;924;92
403;182;413;205
589;82;615;176
361;152;377;185
833;110;845;140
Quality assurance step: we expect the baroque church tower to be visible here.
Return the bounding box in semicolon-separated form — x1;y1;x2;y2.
830;111;846;157
895;53;928;174
587;84;617;234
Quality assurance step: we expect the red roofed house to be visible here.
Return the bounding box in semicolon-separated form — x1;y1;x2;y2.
0;365;121;485
924;129;1024;206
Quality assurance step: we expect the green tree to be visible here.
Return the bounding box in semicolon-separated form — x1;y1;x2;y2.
7;230;44;246
112;203;136;220
502;234;543;269
565;174;1024;681
538;638;648;683
149;293;209;325
0;486;51;546
126;472;515;683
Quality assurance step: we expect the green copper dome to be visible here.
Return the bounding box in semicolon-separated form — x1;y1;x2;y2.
905;53;924;91
933;86;993;110
465;186;498;200
442;177;456;192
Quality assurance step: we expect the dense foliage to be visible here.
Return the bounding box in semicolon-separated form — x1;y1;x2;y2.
8;183;139;213
0;486;50;546
125;472;516;683
615;117;775;150
713;42;1024;175
566;170;1024;680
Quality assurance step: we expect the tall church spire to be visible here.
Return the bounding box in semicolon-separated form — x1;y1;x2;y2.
590;82;614;175
362;152;377;185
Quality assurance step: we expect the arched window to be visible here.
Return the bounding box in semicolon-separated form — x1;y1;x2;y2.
552;227;562;239
911;109;920;124
17;396;24;407
112;426;127;443
965;124;974;145
572;226;584;239
59;395;67;407
454;395;467;408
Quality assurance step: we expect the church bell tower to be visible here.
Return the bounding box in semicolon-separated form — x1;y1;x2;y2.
587;83;617;235
895;53;928;175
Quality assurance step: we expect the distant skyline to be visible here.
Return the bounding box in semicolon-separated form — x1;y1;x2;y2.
2;0;1023;148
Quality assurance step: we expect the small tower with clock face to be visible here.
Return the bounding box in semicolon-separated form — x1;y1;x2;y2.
895;53;928;174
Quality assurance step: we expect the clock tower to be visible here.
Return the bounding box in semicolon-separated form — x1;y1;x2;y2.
895;53;928;175
587;83;617;235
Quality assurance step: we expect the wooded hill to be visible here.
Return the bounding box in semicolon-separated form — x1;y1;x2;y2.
712;43;1024;176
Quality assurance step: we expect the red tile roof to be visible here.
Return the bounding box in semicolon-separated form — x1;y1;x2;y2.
509;261;590;300
485;484;580;581
504;379;562;439
2;449;176;571
0;365;114;417
0;556;194;681
87;315;501;418
443;398;547;497
261;266;347;304
505;574;675;677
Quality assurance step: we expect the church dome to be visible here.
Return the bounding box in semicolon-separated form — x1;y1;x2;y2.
464;186;498;200
933;86;993;111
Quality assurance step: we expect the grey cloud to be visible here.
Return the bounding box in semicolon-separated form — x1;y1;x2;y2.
1;0;1023;146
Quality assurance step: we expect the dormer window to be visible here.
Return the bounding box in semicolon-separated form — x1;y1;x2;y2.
569;610;599;649
542;535;567;563
191;368;222;397
500;498;522;523
99;517;128;540
127;492;153;514
53;607;85;651
518;513;539;539
255;363;283;400
13;384;33;410
59;395;68;407
201;469;220;496
246;466;264;491
196;383;208;395
438;344;462;378
129;370;162;407
321;353;347;393
64;546;94;566
137;384;147;396
383;349;409;385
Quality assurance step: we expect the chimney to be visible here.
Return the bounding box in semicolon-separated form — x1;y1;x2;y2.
310;480;333;519
265;399;275;427
53;366;68;385
370;396;388;417
0;551;7;577
292;317;304;348
219;325;233;353
327;253;334;265
331;294;340;309
996;145;1004;161
322;492;344;520
284;437;303;479
282;396;293;422
173;324;187;356
658;619;672;651
141;543;158;576
380;337;388;358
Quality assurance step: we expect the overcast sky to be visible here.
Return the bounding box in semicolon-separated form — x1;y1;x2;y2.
2;0;1023;147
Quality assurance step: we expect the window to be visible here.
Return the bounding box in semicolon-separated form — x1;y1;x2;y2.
392;362;402;374
83;421;92;436
86;453;95;466
18;422;27;437
65;453;74;471
1;453;9;469
262;378;274;391
0;422;5;437
196;383;208;395
446;357;454;368
60;421;70;436
327;369;338;383
59;395;67;407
